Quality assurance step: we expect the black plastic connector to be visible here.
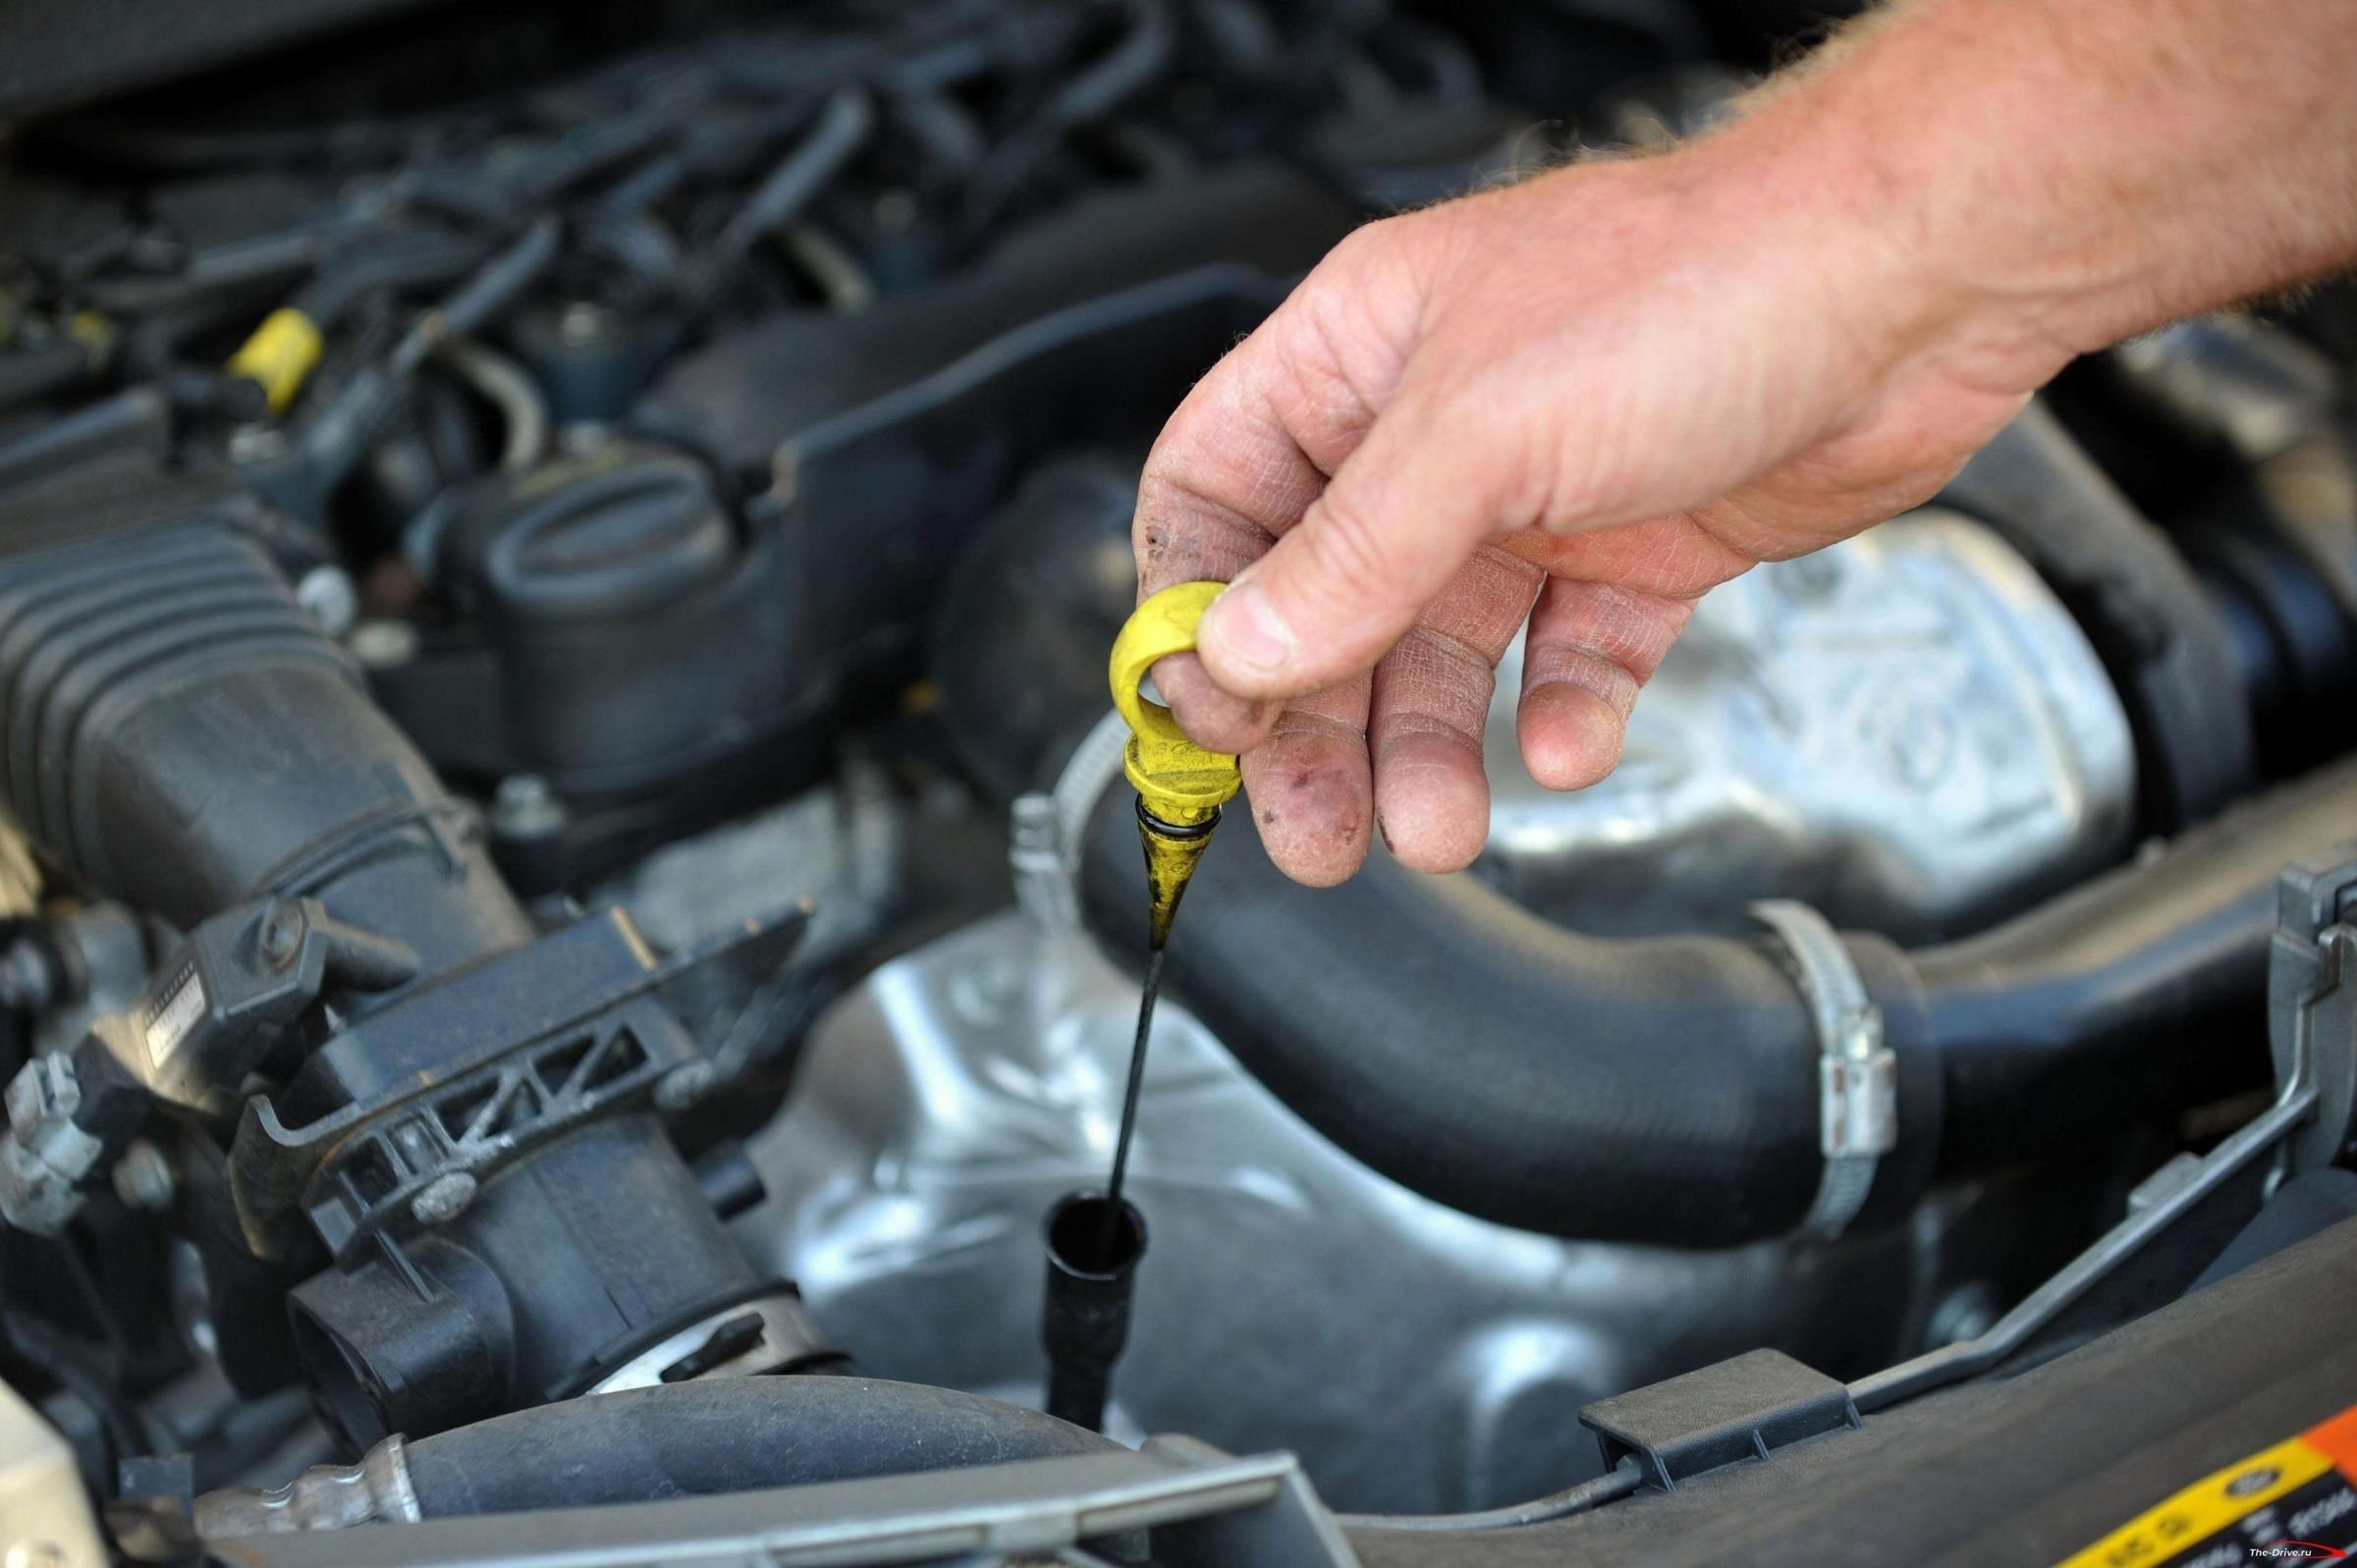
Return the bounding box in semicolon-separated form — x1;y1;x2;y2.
1579;1348;1861;1491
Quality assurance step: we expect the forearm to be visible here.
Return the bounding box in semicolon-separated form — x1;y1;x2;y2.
1712;0;2357;384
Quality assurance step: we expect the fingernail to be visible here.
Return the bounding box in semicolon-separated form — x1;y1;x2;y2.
1203;579;1295;679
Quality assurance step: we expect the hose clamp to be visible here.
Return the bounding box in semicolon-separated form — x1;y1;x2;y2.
193;1433;420;1537
584;1289;832;1395
1752;900;1896;1241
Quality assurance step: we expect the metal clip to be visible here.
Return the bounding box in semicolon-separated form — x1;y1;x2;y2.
1753;900;1895;1240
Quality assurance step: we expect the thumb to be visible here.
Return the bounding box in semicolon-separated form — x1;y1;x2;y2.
1195;386;1507;701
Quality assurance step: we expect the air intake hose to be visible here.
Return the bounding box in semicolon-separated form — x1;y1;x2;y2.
0;517;529;977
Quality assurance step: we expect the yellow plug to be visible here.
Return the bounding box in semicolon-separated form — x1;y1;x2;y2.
226;307;325;414
1108;581;1242;947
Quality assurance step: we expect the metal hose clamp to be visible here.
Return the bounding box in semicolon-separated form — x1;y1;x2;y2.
195;1433;421;1537
1752;900;1896;1241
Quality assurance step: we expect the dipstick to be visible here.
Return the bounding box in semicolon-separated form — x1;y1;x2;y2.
1038;581;1241;1432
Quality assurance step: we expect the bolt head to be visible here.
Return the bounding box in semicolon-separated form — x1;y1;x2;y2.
257;902;305;968
491;775;566;840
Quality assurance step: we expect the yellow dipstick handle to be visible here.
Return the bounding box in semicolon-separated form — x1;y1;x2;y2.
1108;581;1242;947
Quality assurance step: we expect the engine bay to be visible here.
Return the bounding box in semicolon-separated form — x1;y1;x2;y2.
2;2;2356;1564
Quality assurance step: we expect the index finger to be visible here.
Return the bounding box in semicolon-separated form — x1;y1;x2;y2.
1130;315;1354;751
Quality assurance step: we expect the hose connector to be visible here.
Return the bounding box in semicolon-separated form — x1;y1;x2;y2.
1108;581;1241;946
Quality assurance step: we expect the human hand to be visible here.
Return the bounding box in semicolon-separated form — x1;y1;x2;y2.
1131;143;2049;885
1132;0;2357;887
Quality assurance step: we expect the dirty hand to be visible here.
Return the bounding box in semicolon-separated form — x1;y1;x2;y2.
1132;0;2357;886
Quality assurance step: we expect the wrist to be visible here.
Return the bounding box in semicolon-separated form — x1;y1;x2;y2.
1654;97;2069;423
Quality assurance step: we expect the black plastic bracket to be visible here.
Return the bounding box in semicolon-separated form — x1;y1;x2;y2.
1578;1348;1861;1490
226;903;804;1262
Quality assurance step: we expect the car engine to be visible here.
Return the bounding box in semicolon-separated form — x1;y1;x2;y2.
2;3;2356;1565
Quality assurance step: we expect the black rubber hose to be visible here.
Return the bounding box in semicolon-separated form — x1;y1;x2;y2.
961;0;1176;236
0;385;168;493
403;1378;1121;1518
1915;752;2357;1174
1081;787;1944;1247
1941;401;2253;830
291;228;483;327
697;86;875;291
1076;750;2357;1246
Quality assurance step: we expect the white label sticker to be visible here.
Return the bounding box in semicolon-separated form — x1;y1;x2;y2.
141;965;207;1069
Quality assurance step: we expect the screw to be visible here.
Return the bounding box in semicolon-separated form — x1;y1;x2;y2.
257;902;305;969
410;1171;478;1225
112;1139;176;1213
295;566;358;638
654;1060;715;1112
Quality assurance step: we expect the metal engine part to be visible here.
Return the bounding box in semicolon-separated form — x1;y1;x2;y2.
741;899;2001;1515
1480;510;2139;940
